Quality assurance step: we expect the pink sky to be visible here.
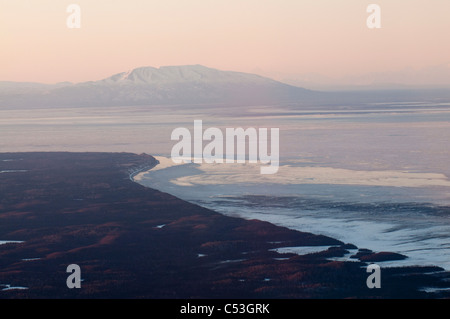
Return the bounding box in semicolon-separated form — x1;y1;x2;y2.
1;0;449;86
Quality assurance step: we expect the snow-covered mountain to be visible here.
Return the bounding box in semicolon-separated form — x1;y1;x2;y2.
0;65;313;107
101;65;278;85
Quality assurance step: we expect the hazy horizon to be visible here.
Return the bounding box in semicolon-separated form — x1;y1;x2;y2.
1;1;449;89
1;64;450;93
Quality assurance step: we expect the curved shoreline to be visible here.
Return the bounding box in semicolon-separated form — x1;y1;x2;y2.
0;152;449;298
132;157;450;271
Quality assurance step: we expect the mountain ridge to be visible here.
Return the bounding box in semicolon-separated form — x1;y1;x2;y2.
98;65;279;85
0;65;312;107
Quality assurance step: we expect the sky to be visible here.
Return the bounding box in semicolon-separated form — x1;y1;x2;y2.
0;0;449;87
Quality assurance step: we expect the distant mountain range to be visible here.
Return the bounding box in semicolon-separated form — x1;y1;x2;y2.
2;65;450;108
0;65;315;107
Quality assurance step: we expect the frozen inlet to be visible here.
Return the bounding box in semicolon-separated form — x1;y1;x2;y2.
0;240;24;245
1;284;29;291
270;246;334;256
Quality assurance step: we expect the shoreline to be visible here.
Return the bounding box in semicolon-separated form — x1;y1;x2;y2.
132;156;450;281
133;157;450;272
1;152;449;298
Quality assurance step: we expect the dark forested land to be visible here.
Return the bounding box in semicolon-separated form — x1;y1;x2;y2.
0;152;448;299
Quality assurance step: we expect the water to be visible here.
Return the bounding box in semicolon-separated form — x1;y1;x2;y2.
1;101;450;270
0;241;23;245
135;102;450;271
136;158;450;270
0;284;29;291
